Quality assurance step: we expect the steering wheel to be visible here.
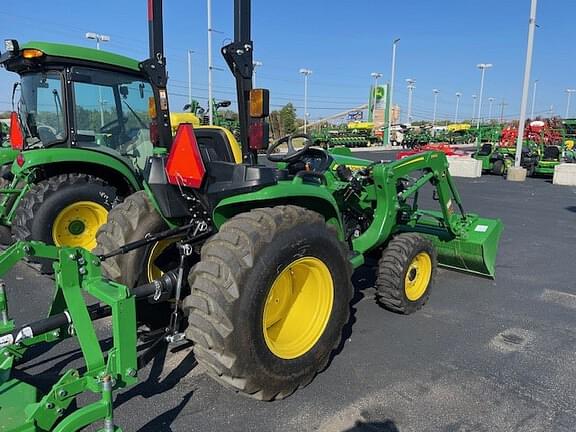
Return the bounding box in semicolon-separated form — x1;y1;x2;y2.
267;133;313;163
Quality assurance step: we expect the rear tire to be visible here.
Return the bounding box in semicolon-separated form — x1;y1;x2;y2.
183;206;353;400
0;176;13;244
376;233;436;315
94;190;178;288
12;174;118;272
491;160;504;176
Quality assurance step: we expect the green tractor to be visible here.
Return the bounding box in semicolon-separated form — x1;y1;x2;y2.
473;143;516;175
0;0;502;430
0;40;242;258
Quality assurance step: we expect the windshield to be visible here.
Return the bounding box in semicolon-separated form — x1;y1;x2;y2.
19;71;66;147
71;67;154;170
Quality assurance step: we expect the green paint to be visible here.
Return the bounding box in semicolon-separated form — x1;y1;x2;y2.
22;41;140;72
0;242;137;432
11;148;141;190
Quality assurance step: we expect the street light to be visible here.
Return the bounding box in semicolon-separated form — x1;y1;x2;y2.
488;97;495;122
432;89;440;128
299;68;313;133
454;92;462;123
472;94;477;123
476;63;493;129
530;79;538;119
406;78;416;124
187;49;195;107
370;72;383;124
253;61;263;87
513;0;538;172
565;89;576;118
85;32;110;127
85;32;110;50
207;0;214;125
387;38;400;145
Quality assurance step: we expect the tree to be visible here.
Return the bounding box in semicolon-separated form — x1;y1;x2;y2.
279;103;297;135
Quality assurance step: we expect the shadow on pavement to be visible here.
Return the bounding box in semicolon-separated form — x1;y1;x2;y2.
343;420;400;432
566;206;576;213
326;265;377;367
115;342;198;408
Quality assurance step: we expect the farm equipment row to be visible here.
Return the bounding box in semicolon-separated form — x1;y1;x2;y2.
473;119;576;176
0;0;503;430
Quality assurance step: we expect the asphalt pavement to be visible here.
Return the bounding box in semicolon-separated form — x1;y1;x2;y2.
4;150;576;431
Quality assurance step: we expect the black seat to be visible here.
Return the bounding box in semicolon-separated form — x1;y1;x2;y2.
194;128;235;163
543;146;560;161
477;143;493;156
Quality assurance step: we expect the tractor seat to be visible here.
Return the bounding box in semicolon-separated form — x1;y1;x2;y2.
477;143;493;156
542;146;560;161
194;128;235;163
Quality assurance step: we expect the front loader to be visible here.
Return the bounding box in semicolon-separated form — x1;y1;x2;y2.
0;0;503;430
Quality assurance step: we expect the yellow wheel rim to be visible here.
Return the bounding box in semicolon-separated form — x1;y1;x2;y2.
52;201;108;250
263;257;334;360
146;239;177;283
404;252;432;301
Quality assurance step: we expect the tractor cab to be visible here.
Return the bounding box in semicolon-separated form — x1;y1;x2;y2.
1;41;158;171
0;41;242;172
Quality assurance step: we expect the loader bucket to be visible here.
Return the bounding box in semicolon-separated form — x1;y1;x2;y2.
417;213;503;278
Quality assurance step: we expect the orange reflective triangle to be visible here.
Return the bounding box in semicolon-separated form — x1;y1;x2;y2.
166;123;206;189
9;111;24;150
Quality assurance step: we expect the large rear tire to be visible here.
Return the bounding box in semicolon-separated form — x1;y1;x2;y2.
491;160;505;176
12;174;118;272
376;233;436;315
94;190;180;288
183;206;353;400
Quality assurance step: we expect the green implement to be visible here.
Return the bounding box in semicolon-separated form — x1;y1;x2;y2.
0;242;139;432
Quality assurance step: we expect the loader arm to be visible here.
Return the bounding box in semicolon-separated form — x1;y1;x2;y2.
353;151;502;278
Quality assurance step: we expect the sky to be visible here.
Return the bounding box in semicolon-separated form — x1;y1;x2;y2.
0;0;575;124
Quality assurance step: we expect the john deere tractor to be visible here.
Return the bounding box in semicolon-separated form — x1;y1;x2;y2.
0;40;241;258
0;0;502;430
91;0;502;402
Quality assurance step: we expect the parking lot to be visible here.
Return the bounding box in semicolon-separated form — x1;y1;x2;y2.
5;150;576;432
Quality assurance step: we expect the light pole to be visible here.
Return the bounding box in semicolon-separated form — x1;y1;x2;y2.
253;61;263;87
432;89;440;128
488;97;495;122
370;72;383;123
472;94;477;123
476;63;493;129
454;92;462;123
85;32;110;127
513;0;538;172
299;68;313;133
207;0;214;125
187;49;195;107
565;89;576;118
406;78;416;124
530;79;538;119
387;38;400;145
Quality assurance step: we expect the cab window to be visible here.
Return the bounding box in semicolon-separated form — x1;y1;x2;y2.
71;67;154;170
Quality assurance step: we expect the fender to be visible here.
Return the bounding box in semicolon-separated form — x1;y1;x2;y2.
0;148;18;167
213;181;345;240
11;148;141;190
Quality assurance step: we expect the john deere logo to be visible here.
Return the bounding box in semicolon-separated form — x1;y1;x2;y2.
375;86;385;100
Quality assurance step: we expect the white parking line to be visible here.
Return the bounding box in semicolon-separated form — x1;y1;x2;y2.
541;289;576;310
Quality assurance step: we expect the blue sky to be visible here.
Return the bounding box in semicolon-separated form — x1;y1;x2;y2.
0;0;574;123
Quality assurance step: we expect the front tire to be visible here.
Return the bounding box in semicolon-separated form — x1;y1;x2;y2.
183;206;353;400
376;233;436;315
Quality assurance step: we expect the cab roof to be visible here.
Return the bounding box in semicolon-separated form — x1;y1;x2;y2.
21;41;140;72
